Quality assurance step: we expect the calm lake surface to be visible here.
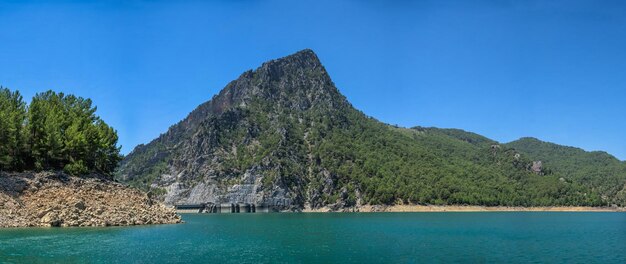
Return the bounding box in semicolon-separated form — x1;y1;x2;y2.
1;212;625;263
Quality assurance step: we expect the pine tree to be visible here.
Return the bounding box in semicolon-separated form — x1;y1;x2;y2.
0;87;27;171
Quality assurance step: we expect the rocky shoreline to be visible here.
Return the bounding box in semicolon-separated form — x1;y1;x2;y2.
0;172;181;228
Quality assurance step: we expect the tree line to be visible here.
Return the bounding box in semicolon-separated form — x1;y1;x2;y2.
0;87;121;175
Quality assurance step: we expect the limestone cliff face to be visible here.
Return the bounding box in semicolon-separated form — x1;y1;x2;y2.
0;172;181;227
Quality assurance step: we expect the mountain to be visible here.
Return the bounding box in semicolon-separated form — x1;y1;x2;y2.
116;49;625;209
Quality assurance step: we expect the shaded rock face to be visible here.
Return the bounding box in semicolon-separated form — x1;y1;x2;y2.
0;172;181;228
117;49;352;210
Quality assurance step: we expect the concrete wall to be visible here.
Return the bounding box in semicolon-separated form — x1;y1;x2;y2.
175;203;273;213
219;203;233;213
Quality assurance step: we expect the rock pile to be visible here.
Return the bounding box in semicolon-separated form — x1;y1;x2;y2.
0;172;181;228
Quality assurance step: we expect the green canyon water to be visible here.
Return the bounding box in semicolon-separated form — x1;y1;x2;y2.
1;212;625;263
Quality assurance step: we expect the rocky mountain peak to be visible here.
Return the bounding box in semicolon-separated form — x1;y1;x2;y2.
251;49;333;95
258;49;323;76
170;49;346;136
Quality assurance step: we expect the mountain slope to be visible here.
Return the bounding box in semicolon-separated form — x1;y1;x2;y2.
506;137;626;206
116;49;621;209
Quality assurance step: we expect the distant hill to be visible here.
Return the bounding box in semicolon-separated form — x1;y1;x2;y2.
116;49;625;209
506;137;626;206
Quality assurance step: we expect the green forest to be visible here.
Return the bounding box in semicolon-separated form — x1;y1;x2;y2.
0;87;121;175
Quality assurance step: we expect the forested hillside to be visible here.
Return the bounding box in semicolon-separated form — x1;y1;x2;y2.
506;138;626;206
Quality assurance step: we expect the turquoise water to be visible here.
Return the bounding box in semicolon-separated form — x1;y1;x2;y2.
1;212;625;263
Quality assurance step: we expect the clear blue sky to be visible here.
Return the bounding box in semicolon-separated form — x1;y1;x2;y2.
1;0;625;160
